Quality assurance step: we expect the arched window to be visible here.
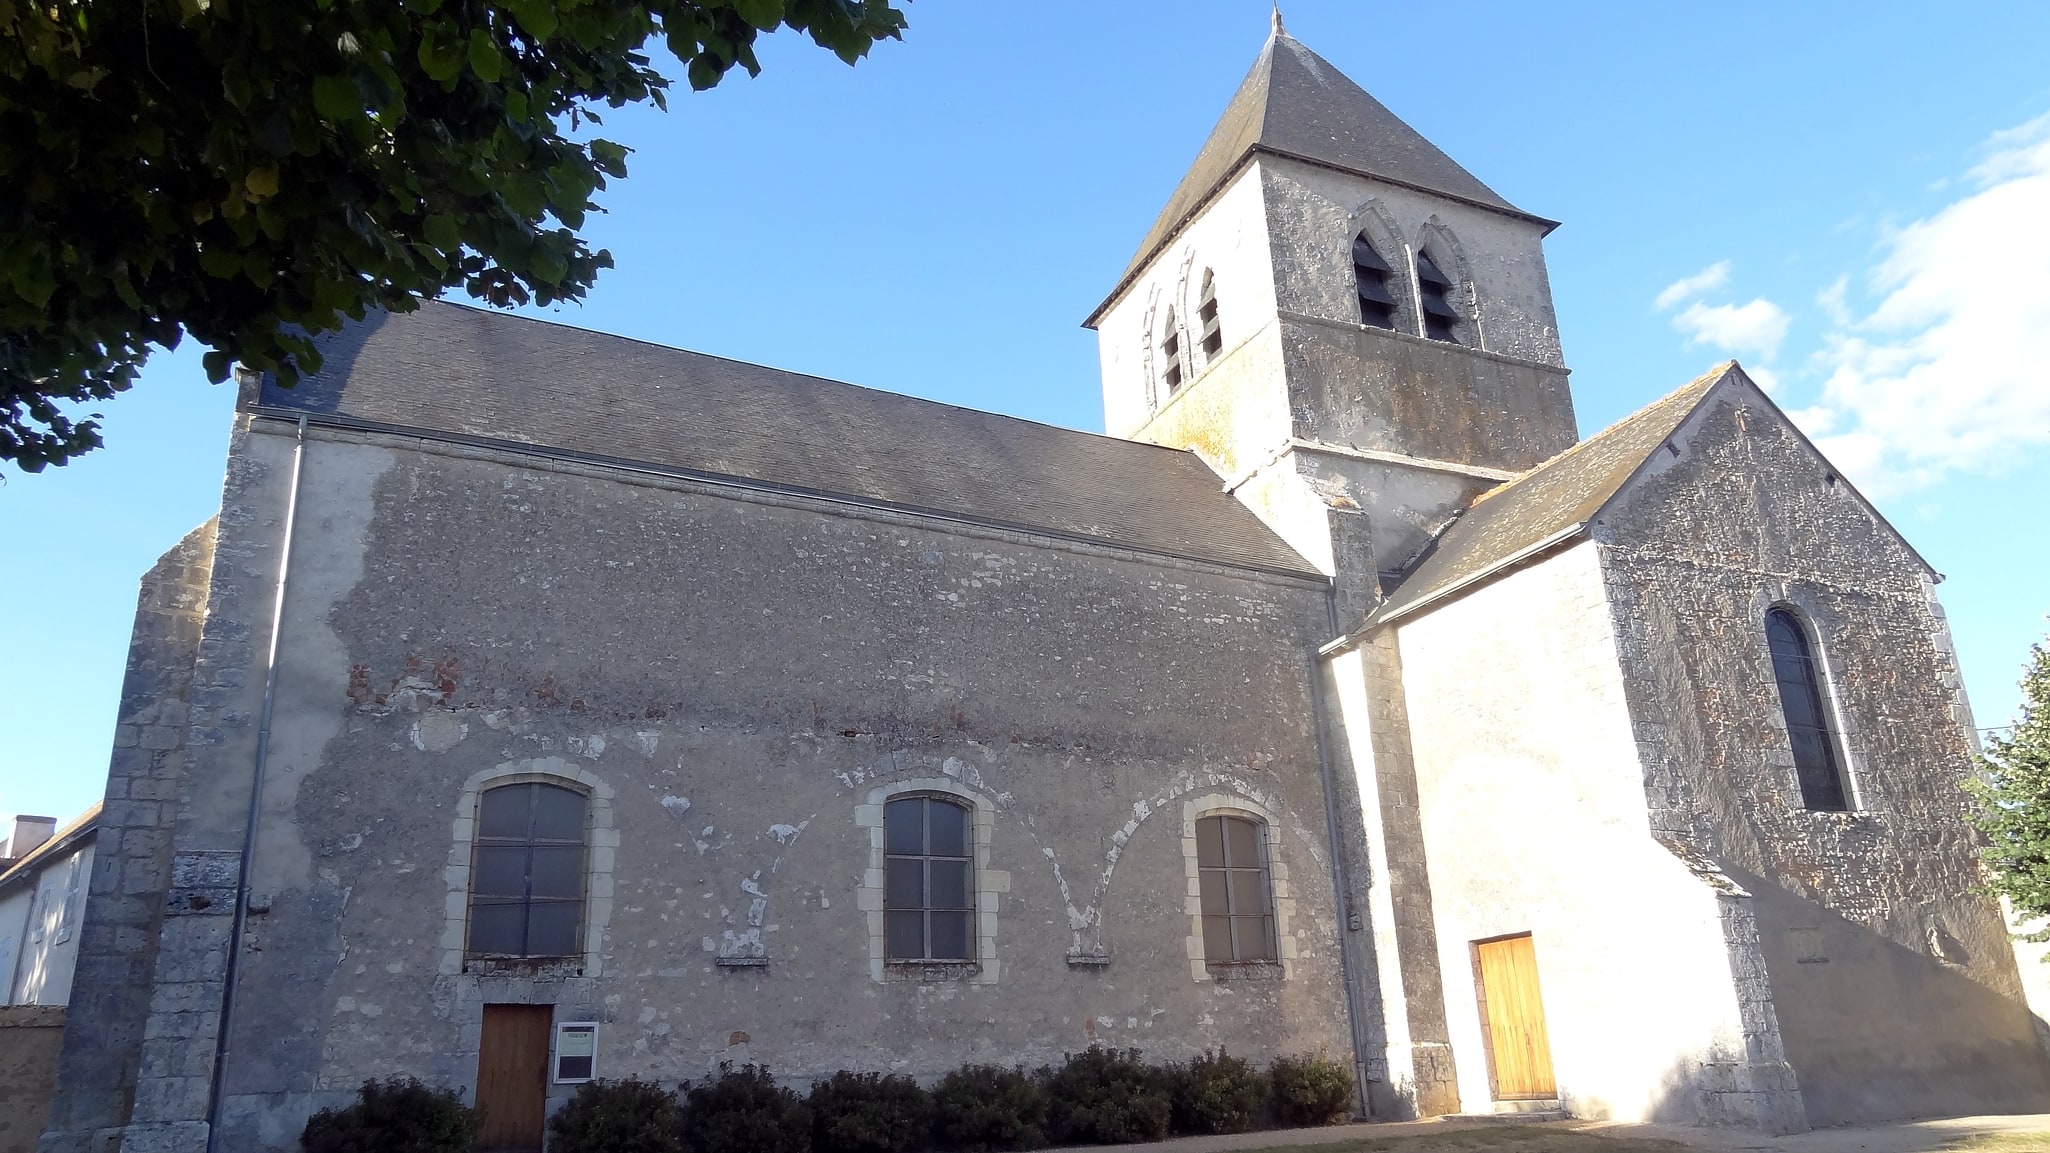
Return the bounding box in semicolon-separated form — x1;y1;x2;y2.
1766;609;1851;811
1196;814;1276;963
1352;233;1397;330
884;795;975;961
1415;251;1460;343
1197;271;1223;361
1159;308;1186;395
468;782;588;958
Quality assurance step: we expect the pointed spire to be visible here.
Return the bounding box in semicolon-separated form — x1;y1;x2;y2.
1085;30;1552;327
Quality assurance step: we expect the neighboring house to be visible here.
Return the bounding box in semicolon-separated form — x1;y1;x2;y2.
0;809;99;1007
35;24;2050;1153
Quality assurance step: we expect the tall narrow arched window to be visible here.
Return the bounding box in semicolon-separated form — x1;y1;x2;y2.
884;795;975;961
1197;272;1222;361
1765;609;1851;811
1159;309;1186;395
1196;814;1277;964
468;782;588;958
1353;233;1397;330
1415;251;1460;343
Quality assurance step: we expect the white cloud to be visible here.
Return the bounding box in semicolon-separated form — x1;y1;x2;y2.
1673;298;1792;361
1654;260;1732;310
1816;276;1852;326
1808;111;2050;496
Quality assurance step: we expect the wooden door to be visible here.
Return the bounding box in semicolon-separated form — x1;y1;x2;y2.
477;1004;553;1152
1474;934;1557;1100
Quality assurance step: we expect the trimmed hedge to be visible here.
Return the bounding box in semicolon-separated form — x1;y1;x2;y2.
1166;1050;1268;1136
931;1065;1049;1152
301;1078;477;1153
311;1049;1354;1153
681;1063;813;1153
548;1077;684;1153
810;1071;934;1153
1043;1048;1172;1146
1269;1053;1356;1127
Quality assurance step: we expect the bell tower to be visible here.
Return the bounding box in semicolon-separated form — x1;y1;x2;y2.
1085;23;1578;620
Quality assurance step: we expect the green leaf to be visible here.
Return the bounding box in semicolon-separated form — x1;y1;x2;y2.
201;350;233;382
312;74;359;122
505;0;557;41
734;0;786;31
417;33;463;83
198;245;244;279
468;29;503;83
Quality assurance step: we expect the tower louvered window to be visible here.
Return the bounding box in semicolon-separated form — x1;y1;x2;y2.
1416;251;1460;343
1353;233;1397;330
1160;309;1186;394
1765;609;1851;812
1198;273;1222;360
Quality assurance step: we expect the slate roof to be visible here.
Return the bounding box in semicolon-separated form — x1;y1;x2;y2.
245;301;1319;578
1087;31;1553;327
1370;364;1735;624
0;804;100;895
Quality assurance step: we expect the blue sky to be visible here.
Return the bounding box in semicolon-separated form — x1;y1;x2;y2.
5;1;2050;825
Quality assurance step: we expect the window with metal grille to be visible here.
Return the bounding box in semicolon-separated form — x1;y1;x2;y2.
1353;233;1397;330
468;782;588;958
1766;609;1851;811
1415;251;1460;342
1198;272;1222;360
1160;309;1186;394
1196;814;1277;963
884;796;975;961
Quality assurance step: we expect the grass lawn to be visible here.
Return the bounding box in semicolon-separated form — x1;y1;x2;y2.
1236;1128;1690;1153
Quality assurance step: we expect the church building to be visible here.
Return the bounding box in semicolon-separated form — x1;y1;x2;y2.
36;23;2050;1153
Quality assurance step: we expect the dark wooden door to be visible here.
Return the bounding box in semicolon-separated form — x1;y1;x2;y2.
477;1004;552;1152
1474;934;1557;1100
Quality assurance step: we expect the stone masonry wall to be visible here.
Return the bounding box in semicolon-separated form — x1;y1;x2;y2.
1597;381;2050;1125
2;1006;66;1153
195;425;1353;1149
40;518;218;1153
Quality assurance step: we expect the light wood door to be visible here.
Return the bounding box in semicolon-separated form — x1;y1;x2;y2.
1474;934;1557;1100
477;1004;553;1152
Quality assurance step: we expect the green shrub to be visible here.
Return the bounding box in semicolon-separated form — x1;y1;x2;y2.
1165;1050;1267;1135
679;1064;812;1153
549;1078;685;1153
930;1065;1049;1152
1268;1053;1354;1127
1043;1048;1171;1145
301;1077;477;1153
808;1071;932;1153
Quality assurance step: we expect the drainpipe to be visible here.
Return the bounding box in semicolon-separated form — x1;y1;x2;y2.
1308;583;1376;1119
205;414;307;1153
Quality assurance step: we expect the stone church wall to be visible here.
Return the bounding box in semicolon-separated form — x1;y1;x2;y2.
163;423;1351;1148
1596;384;2050;1125
1394;541;1773;1125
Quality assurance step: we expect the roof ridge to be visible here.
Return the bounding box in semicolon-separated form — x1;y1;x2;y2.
408;299;1206;458
1467;361;1734;509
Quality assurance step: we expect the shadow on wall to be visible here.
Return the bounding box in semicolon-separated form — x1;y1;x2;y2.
1728;865;2050;1127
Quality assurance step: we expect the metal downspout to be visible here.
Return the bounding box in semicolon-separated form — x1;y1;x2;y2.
205;414;307;1153
1309;583;1377;1119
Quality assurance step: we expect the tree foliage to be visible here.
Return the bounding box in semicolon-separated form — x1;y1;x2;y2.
1968;637;2050;937
0;0;904;469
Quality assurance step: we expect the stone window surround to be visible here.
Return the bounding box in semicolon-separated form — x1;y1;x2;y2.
1180;792;1298;982
855;777;1009;985
1753;587;1866;813
441;756;618;977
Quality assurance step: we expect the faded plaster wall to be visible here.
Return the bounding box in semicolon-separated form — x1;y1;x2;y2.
1397;542;1796;1128
2;1006;65;1153
196;425;1351;1148
1597;382;2050;1125
5;842;95;1005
